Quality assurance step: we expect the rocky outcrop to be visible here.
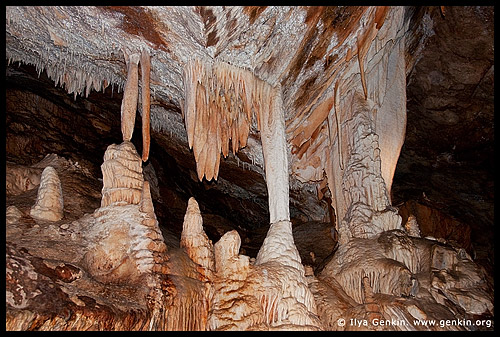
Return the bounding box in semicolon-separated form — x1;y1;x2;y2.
6;163;42;196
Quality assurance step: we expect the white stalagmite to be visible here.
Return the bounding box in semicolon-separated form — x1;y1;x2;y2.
30;166;64;222
214;230;250;279
121;50;140;142
83;140;170;300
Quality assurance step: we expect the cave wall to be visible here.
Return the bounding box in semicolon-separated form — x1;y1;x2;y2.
5;6;494;331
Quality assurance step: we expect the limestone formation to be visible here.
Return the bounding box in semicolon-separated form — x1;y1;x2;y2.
5;6;494;332
180;197;215;277
209;226;321;331
315;228;492;330
214;230;250;279
404;215;421;237
30;166;64;222
183;59;285;183
257;85;290;224
83;141;169;290
140;181;155;218
120;50;140;142
140;48;151;162
6;163;42;196
100;141;144;207
6;205;24;225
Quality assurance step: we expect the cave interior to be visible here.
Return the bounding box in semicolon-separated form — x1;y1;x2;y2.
5;6;494;331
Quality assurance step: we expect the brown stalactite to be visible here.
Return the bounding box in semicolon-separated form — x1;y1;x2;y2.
5;6;494;332
357;38;368;100
183;59;279;182
120;49;140;142
141;48;151;162
334;80;344;170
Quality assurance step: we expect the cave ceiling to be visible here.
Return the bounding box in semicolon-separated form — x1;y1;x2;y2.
5;6;494;267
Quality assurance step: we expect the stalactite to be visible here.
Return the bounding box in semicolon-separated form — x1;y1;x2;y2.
362;275;374;303
193;82;208;164
257;85;290;223
140;48;151;162
183;59;277;182
440;6;446;17
120;49;140;142
356;9;382;101
334;80;344;170
204;101;218;181
357;37;368;100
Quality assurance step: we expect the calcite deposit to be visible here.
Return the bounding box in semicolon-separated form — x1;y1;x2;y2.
30;166;64;222
120;50;140;142
5;5;494;332
100;141;144;207
180;197;216;278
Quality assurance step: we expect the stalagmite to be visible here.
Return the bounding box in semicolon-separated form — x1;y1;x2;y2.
30;166;64;222
404;215;421;238
140;48;151;162
140;181;155;219
214;230;250;279
255;221;302;269
180;197;215;276
100;141;143;207
83;140;170;297
6;205;24;225
120;49;140;142
84;142;146;284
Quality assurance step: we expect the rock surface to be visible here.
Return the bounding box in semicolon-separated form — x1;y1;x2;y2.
5;5;494;331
